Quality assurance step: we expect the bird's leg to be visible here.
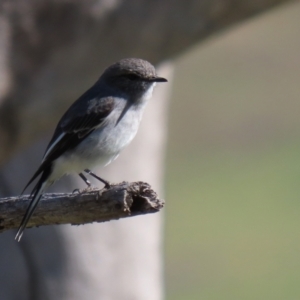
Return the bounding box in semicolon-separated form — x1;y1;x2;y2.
73;173;92;194
84;169;111;189
79;172;92;187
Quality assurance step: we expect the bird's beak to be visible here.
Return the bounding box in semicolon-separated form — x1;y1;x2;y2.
149;76;168;83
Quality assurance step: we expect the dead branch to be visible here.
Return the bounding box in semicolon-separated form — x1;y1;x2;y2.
0;181;164;233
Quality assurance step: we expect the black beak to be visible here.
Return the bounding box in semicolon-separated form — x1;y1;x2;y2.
149;76;168;83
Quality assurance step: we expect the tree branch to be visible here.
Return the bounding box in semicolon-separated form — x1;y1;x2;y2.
0;181;164;233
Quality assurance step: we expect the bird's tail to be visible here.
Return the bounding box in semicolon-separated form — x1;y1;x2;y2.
15;167;51;242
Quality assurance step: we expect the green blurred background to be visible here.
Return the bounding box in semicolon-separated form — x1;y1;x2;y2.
165;2;300;299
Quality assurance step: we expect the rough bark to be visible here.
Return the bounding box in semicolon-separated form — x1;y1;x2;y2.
0;182;164;233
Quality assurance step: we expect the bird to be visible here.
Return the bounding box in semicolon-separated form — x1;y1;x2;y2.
15;58;167;241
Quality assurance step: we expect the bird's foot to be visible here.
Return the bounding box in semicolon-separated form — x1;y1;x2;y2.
72;188;81;194
103;181;111;189
84;169;111;189
72;185;95;194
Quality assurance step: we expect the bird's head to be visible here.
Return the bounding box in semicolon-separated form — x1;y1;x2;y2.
100;58;167;101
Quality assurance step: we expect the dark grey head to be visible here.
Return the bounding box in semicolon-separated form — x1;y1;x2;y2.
100;58;167;100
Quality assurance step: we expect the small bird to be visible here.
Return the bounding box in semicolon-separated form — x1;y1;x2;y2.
15;58;167;241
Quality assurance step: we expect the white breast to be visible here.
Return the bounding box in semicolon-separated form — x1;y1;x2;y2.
52;84;156;177
143;83;156;100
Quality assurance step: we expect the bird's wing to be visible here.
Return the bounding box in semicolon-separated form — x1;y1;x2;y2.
22;94;115;193
43;95;115;162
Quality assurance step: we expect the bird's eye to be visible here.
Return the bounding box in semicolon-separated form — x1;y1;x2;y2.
126;74;140;80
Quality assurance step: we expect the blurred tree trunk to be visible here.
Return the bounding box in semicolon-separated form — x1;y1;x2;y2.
0;0;293;299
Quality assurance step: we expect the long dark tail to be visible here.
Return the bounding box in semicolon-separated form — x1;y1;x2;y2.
15;166;51;242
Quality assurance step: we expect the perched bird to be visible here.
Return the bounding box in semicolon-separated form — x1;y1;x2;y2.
15;58;167;241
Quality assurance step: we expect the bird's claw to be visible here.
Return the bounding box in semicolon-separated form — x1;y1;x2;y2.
104;183;111;189
72;188;81;194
